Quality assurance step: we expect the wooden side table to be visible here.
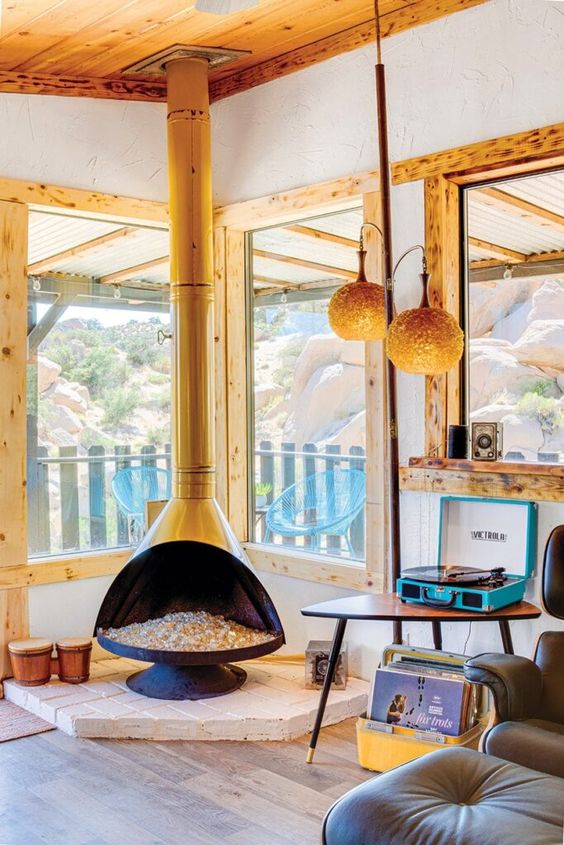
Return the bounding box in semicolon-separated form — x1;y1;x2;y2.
301;593;541;762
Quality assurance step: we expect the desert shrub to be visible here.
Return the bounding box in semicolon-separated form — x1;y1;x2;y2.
101;387;138;427
516;392;564;435
69;347;124;399
519;378;554;398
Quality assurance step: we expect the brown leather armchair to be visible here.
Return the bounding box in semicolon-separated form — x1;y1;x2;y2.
464;524;564;778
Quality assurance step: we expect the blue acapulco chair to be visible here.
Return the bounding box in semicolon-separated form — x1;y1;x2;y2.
264;468;366;553
111;466;171;533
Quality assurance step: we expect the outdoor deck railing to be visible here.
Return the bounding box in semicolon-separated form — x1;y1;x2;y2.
27;441;365;559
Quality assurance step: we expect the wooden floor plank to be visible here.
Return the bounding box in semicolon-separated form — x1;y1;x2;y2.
0;718;372;845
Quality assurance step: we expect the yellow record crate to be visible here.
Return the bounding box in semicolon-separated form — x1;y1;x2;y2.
357;717;485;773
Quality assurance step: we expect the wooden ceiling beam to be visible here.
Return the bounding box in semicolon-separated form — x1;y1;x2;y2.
253;249;356;279
100;256;169;285
468;237;527;263
472;186;564;232
28;226;138;273
0;69;166;102
469;247;564;270
286;225;359;249
253;274;299;288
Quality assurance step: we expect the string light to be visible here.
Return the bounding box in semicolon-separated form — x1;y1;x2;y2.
113;285;122;300
503;264;513;280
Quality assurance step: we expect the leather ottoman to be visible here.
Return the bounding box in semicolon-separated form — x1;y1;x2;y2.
322;747;564;845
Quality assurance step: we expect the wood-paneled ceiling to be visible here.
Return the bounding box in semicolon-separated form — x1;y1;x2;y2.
0;0;488;103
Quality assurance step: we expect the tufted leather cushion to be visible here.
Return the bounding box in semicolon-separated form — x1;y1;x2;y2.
323;747;564;845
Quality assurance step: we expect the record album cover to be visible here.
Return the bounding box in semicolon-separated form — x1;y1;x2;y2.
368;668;469;736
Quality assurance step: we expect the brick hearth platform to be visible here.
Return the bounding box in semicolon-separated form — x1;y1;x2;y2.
4;657;368;741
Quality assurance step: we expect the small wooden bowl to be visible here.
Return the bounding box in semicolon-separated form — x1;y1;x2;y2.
8;638;53;686
55;638;92;684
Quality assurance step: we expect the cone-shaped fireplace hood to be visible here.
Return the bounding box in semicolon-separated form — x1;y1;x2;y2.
96;51;284;700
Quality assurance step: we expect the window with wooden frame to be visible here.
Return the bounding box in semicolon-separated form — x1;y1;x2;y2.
0;178;167;679
214;176;388;592
394;122;564;504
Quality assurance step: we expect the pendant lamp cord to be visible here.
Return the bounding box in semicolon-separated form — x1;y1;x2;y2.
374;0;383;63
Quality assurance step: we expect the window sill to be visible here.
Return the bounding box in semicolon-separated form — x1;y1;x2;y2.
244;543;383;592
4;548;131;590
399;457;564;503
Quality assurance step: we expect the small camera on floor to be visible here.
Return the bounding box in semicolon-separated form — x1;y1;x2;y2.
471;422;502;461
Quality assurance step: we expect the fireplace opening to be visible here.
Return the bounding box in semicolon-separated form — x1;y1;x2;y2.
96;541;284;700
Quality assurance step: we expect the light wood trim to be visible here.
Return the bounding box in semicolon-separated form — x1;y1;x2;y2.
0;549;131;590
0;200;29;678
363;191;387;588
253;275;299;288
424;175;461;456
246;545;383;592
99;255;168;285
225;229;248;541
393;122;564;185
253;249;356;279
400;459;564;503
209;0;489;104
0;69;167;102
286;225;358;249
214;171;375;230
214;226;229;514
473;186;564;233
0;176;167;226
28;226;137;273
468;237;526;263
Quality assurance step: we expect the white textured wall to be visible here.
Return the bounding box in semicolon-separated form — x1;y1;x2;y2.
11;0;564;676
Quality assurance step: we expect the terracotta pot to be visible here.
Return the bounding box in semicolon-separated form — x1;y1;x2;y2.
55;638;92;684
8;639;53;686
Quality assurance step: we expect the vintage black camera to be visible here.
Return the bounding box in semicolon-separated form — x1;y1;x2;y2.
471;422;502;461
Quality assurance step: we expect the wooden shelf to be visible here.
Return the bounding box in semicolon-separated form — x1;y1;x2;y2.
399;457;564;503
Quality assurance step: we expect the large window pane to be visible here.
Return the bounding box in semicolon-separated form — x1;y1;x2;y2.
27;210;170;557
465;170;564;463
248;209;367;560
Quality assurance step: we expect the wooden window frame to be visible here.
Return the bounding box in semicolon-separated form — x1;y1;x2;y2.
391;122;564;500
215;172;388;592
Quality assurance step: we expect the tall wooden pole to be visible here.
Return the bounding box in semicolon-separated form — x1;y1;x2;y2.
374;6;402;643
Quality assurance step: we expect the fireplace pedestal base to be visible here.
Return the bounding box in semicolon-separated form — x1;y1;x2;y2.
126;663;247;700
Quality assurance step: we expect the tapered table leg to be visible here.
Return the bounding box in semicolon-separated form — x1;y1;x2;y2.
498;620;514;654
432;621;443;651
306;618;348;764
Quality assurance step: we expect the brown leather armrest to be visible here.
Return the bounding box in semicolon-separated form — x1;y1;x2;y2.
464;652;543;722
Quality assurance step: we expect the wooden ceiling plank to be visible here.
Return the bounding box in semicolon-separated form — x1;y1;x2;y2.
473;186;564;232
468;237;526;262
100;255;169;285
253;248;356;278
46;0;371;77
286;225;359;249
28;226;138;273
0;0;141;72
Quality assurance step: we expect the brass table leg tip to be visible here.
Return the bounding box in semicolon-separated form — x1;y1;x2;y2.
306;747;315;764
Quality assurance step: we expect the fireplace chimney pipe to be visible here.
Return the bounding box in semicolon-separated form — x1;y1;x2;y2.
167;57;215;501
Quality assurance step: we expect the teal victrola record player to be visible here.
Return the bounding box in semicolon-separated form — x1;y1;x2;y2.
397;496;537;613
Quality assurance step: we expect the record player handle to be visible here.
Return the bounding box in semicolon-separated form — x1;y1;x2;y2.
421;589;458;609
